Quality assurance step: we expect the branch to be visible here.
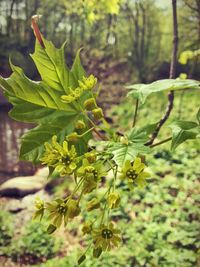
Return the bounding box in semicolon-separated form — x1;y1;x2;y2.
150;137;172;148
146;0;178;146
132;99;139;127
183;0;198;12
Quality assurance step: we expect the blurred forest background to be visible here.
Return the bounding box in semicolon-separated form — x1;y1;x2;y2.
0;1;200;267
0;0;199;81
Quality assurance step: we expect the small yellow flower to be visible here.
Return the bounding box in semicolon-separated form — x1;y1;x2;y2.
33;196;45;220
67;198;81;219
66;132;79;142
46;198;80;228
75;120;86;130
84;151;97;163
92;222;121;251
77;159;107;194
61;94;76;103
92;108;104;120
78;75;97;91
40;136;78;176
84;98;97;111
87;198;100;211
107;192;120;209
120;157;150;188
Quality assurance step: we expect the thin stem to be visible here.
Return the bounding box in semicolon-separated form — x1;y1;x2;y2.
70;177;84;198
82;111;106;140
100;202;107;225
93;128;106;140
83;242;93;255
132;99;139;128
79;127;94;137
77;189;84;204
150;137;172;148
146;0;178;146
113;165;118;192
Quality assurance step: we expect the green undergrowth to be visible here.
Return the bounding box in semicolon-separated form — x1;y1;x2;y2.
110;89;199;135
0;210;14;255
38;143;200;267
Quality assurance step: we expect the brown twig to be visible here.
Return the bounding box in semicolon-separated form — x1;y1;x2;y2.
31;15;45;48
149;137;172;148
132;99;139;127
93;128;106;140
146;0;178;146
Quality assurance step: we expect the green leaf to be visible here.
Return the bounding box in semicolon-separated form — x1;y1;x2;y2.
128;123;158;143
127;79;200;104
2;63;76;112
31;38;69;93
19;113;89;163
169;120;199;151
0;35;90;163
108;142;150;167
71;48;86;82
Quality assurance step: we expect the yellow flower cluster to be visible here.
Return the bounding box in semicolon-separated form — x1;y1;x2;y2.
179;49;200;65
40;136;77;176
61;74;97;103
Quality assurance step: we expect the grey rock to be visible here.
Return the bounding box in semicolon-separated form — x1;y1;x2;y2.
0;176;47;198
34;167;49;178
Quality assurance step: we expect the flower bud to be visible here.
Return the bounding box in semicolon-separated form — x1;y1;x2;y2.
85;151;97;163
93;247;102;258
61;94;75;103
78;75;97;91
87;198;100;211
82;221;93;235
34;196;44;210
120;136;129;145
85;75;97;90
107;192;120;209
78;254;86;265
66;132;79;142
84;166;95;173
92;108;104;120
74;87;83;98
67;199;81;218
75;120;86;130
83;98;96;111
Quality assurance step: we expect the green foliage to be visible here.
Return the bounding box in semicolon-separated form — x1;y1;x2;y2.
0;210;14;252
10;221;61;261
127;79;200;104
108;142;150;167
169;120;199;151
179;49;200;65
0;36;91;163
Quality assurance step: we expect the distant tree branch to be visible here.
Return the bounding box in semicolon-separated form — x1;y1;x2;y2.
183;0;198;12
146;0;178;146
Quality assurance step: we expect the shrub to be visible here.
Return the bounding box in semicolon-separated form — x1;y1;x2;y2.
0;210;14;254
